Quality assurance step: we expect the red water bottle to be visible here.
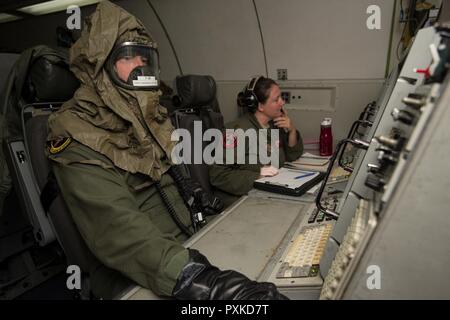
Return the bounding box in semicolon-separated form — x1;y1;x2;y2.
319;118;333;156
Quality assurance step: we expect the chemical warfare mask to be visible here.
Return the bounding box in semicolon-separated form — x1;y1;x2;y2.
106;41;160;90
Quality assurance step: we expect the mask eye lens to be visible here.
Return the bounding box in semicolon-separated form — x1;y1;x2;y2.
109;42;160;90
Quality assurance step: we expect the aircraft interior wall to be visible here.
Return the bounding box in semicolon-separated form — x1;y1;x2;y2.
0;0;449;302
0;0;409;143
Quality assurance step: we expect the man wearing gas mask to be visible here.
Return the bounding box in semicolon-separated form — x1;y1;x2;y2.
47;1;287;300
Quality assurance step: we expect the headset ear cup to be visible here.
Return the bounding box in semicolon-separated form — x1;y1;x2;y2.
237;91;257;112
246;93;257;113
237;76;262;113
237;91;256;112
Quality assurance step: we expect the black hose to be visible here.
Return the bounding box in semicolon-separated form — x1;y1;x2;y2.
168;166;200;232
155;182;193;237
169;166;198;200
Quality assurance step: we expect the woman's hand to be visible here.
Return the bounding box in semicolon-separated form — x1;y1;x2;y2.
274;108;295;133
260;166;279;177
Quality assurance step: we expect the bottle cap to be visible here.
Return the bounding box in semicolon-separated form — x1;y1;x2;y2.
321;118;332;126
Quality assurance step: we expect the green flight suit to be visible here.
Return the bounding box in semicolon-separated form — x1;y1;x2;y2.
46;2;195;297
209;113;304;207
50;141;191;296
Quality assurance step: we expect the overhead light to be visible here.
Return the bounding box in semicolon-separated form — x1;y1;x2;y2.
0;13;22;23
18;0;102;16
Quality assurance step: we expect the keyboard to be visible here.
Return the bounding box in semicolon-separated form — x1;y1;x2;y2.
276;223;333;278
320;199;372;299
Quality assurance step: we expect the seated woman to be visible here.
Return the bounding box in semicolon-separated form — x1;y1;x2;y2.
209;76;304;207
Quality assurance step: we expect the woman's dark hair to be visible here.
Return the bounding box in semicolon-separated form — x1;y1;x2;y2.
254;77;278;105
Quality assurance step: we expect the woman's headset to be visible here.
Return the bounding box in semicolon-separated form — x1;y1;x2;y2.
237;76;262;113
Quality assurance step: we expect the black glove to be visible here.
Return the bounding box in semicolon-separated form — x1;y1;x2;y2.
172;249;288;300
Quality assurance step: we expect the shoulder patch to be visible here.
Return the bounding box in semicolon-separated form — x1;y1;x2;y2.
223;132;237;149
49;137;72;154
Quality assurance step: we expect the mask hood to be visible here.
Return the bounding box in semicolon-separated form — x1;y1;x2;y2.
48;1;175;180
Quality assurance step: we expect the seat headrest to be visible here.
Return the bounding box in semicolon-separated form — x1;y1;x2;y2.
174;75;216;109
25;56;79;102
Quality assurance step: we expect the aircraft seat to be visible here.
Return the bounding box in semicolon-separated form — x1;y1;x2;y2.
171;74;224;196
3;48;134;299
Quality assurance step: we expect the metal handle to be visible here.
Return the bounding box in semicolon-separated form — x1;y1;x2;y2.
315;138;370;220
338;120;372;172
358;101;377;121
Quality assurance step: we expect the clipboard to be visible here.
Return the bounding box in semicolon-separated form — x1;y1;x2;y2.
253;168;325;197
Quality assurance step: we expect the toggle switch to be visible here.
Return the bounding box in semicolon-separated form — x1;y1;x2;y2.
414;67;431;78
402;93;426;109
377;149;398;165
391;108;415;125
375;135;405;151
367;163;381;174
365;173;386;192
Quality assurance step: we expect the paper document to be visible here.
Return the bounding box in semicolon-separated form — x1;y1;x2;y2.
293;152;330;165
255;167;320;190
329;166;351;183
300;152;330;159
285;152;330;172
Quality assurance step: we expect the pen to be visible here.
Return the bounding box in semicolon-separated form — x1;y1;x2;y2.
294;172;316;179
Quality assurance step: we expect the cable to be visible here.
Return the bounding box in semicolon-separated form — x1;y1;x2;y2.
396;0;420;61
396;24;408;61
385;0;398;78
397;0;410;61
155;181;193;237
252;0;268;77
168;165;203;233
145;0;183;75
